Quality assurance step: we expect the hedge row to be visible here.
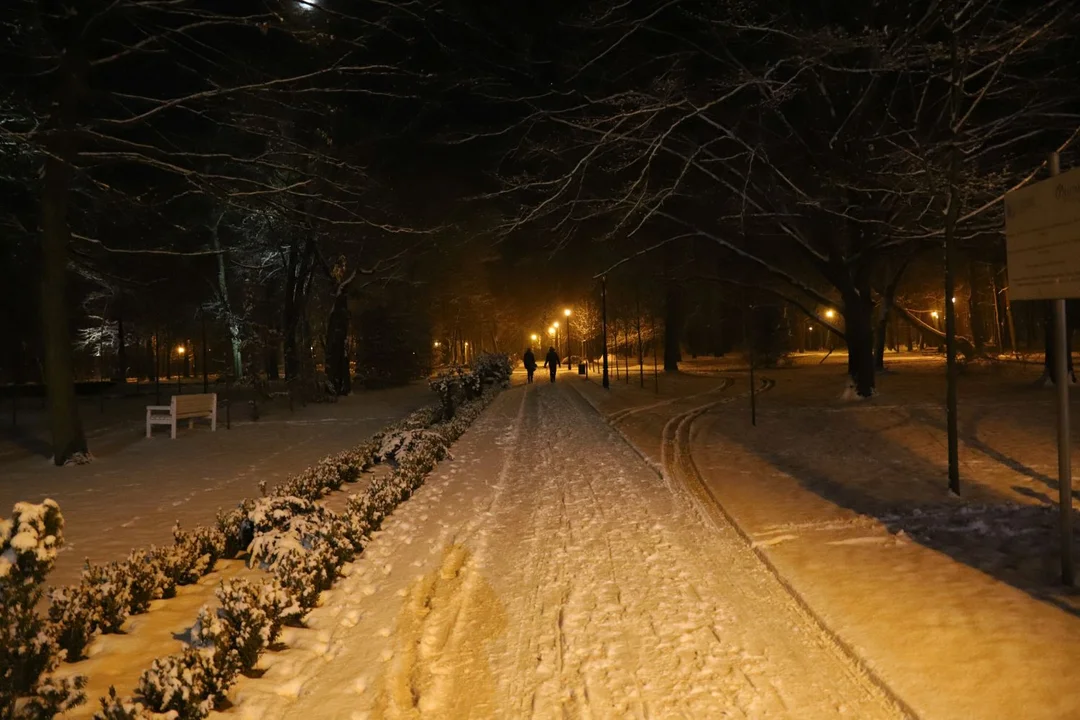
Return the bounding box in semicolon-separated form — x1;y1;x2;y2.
0;354;510;720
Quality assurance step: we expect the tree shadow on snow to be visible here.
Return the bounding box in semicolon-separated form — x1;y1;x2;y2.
704;406;1080;621
0;425;53;460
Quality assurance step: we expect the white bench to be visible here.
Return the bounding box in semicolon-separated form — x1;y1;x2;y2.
146;393;218;439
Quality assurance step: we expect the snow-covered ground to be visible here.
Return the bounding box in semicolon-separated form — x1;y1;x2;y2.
0;383;434;589
585;358;1080;720
219;383;901;719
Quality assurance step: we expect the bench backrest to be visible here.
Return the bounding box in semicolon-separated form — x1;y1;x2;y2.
172;393;216;419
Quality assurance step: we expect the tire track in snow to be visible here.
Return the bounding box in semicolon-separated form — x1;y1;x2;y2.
606;377;733;425
663;385;919;720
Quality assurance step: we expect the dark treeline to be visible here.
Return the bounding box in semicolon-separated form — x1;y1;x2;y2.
1;0;1079;462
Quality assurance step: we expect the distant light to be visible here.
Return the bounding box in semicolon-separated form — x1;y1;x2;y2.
553;321;559;328
177;346;186;356
548;328;556;336
530;334;538;342
464;342;468;346
951;297;956;303
808;326;813;332
825;309;835;319
931;311;939;319
564;308;572;317
433;341;440;348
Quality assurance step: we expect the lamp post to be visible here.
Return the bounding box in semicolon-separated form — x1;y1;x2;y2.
564;308;572;370
553;321;560;360
176;345;185;394
601;276;609;389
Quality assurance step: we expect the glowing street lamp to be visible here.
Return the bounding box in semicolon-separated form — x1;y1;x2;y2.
177;345;186;356
931;311;940;319
825;309;835;319
564;308;572;369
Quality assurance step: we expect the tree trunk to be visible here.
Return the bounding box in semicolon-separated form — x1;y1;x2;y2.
967;259;986;352
844;294;875;397
41;152;87;464
114;308;127;382
663;244;681;372
145;336;155;381
211;215;243;379
1002;269;1019;357
1043;301;1074;382
324;284;351;395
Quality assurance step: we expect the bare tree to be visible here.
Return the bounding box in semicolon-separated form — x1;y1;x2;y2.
474;0;1079;396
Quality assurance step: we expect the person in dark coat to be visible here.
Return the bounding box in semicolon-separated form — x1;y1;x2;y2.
523;348;537;383
543;346;560;383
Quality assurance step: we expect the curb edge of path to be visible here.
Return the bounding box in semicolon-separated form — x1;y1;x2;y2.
568;380;920;720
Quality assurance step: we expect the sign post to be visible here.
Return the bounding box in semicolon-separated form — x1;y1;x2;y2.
1004;152;1079;586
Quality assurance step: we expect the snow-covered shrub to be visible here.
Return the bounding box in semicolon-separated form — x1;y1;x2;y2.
93;686;155;719
376;428;451;470
81;561;133;633
1;500;86;718
173;525;225;576
1;500;64;584
163;524;225;587
134;648;223;720
273;548;336;614
18;674;87;719
429;366;470;418
247;495;321;535
146;546;180;600
47;585;99;661
192;578;294;673
473;352;512;387
215;501;253;559
122;551;165;615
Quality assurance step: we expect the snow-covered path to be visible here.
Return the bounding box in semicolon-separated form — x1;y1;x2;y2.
224;383;902;719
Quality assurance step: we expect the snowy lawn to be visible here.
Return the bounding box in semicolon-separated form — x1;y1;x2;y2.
0;383;434;589
585;357;1080;720
217;384;901;719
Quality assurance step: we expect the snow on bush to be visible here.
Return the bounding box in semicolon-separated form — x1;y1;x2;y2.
473;352;513;387
122;550;166;615
48;584;101;661
131;648;222;720
1;500;86;718
87;389;503;717
81;561;133;634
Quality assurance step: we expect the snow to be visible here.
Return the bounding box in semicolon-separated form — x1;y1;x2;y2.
590;354;1080;720
0;383;433;589
217;384;900;719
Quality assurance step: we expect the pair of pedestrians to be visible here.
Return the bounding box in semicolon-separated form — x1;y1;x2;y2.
523;347;560;383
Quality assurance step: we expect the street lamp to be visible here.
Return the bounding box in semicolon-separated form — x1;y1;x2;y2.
825;309;835;319
564;308;572;369
931;311;940;319
177;345;185;356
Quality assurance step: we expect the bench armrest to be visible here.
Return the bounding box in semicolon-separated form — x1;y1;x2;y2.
146;405;171;411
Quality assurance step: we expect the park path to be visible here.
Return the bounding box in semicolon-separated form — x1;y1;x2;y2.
222;381;902;719
0;383;434;588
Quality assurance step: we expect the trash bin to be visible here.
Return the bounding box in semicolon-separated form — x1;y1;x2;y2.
578;363;586;375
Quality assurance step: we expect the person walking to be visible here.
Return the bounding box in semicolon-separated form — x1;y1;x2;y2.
523;347;537;384
543;346;560;383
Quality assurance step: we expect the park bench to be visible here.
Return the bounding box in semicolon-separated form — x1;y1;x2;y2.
146;393;218;439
